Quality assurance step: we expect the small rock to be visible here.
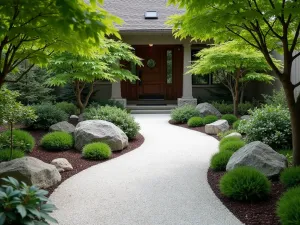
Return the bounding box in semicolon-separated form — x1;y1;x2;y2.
51;158;73;172
0;157;61;188
224;132;242;139
70;115;79;119
226;141;287;178
49;121;75;134
241;115;251;120
205;120;229;135
74;120;128;151
196;103;222;117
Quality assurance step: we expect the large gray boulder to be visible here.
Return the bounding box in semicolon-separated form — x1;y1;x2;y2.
0;157;61;188
196;103;222;117
205;120;229;135
74;120;128;151
226;141;287;178
49;121;75;134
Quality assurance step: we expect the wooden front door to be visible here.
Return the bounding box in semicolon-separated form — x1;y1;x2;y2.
121;45;183;101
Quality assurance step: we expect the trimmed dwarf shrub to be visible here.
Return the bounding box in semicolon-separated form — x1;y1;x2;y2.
220;167;271;201
0;177;58;225
212;101;255;115
232;120;241;130
55;102;77;115
280;167;300;189
40;131;73;151
0;130;35;153
171;105;201;124
219;140;246;152
82;142;112;160
203;115;218;125
84;106;140;139
187;117;204;127
221;114;238;125
277;187;300;225
238;105;292;150
0;149;25;162
210;151;233;171
219;136;241;148
25;103;68;130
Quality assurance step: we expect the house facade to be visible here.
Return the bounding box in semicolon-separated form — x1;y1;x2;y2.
92;0;291;107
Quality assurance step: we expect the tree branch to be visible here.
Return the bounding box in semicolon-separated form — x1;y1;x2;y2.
292;51;300;61
4;64;35;83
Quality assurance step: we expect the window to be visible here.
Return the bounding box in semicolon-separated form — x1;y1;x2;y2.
191;48;220;85
167;50;173;84
145;11;158;19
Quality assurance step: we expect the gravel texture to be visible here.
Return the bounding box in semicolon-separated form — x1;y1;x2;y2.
49;114;243;225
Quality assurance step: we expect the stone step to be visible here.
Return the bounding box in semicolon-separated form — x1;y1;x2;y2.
130;109;172;114
127;105;177;111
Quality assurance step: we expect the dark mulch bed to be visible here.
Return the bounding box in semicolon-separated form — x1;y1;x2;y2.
168;120;219;140
207;168;285;225
0;127;144;195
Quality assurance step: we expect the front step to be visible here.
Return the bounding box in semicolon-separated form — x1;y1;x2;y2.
127;104;177;114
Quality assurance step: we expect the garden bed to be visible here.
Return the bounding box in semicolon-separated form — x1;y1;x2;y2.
207;169;284;225
1;128;144;195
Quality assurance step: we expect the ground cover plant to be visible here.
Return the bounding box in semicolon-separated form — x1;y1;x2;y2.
219;140;245;152
210;151;233;172
40;131;73;151
187;117;204;127
82;142;112;160
84;105;140;139
0;149;25;162
0;130;35;153
203;115;218;125
221;114;238;125
280;167;300;189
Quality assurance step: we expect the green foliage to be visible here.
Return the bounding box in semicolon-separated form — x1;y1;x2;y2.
219;137;242;148
238;105;292;150
0;149;25;162
263;88;288;108
55;102;77;115
212;101;256;115
82;142;112;160
0;130;35;153
187;117;204;127
217;130;237;139
0;176;58;224
280;167;300;189
25;103;68;130
89;100;125;110
0;0;121;87
221;114;238;125
219;140;246;152
170;105;201;124
220;167;271;201
277;187;300;225
279;150;293;166
40;132;73;151
232;120;241;130
210;151;233;171
7;66;55;105
203;115;218;125
84;106;140;139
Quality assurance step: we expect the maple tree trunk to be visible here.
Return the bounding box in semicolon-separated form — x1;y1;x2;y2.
282;79;300;166
10;122;13;160
233;71;240;117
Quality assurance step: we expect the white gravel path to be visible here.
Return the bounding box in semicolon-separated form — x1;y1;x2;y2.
50;114;243;225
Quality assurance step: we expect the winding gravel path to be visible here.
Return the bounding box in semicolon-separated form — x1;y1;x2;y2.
50;114;243;225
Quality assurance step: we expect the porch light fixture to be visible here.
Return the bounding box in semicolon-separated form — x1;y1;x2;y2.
149;44;153;47
145;11;158;19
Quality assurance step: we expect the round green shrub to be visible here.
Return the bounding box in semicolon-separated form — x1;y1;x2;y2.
232;120;241;130
203;115;218;124
210;151;233;171
217;130;237;139
280;167;300;189
82;142;112;160
40;131;73;151
0;130;35;153
238;105;292;150
219;140;246;152
221;114;238;125
55;102;77;115
187;117;204;127
220;167;271;201
277;186;300;225
171;105;201;124
25;103;68;130
219;136;241;148
0;149;25;162
84;106;140;139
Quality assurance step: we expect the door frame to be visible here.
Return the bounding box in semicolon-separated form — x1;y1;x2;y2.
121;44;183;101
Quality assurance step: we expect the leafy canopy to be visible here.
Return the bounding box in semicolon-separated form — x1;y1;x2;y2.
0;0;121;85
